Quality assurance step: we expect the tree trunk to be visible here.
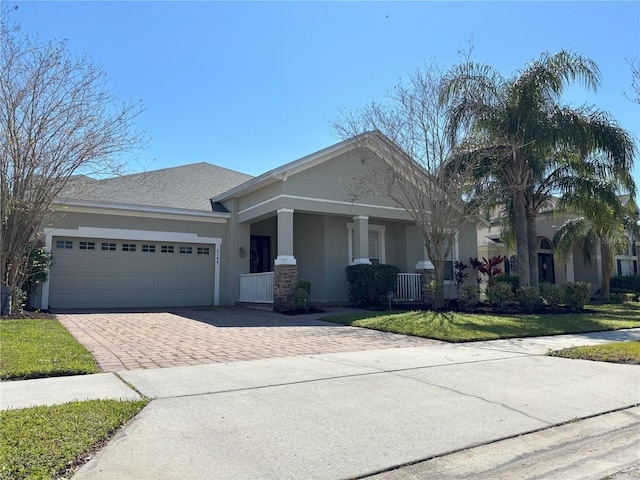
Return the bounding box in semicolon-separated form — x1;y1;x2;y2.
433;258;446;310
526;212;539;287
600;240;611;301
513;190;530;287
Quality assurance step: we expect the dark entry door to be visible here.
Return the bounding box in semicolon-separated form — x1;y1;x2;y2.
250;235;271;273
538;253;555;284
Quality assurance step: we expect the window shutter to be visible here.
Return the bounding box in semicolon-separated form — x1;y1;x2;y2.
617;259;622;276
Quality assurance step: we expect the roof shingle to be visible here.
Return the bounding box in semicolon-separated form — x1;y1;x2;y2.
58;162;253;211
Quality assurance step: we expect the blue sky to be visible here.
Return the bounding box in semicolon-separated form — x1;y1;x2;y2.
10;1;640;185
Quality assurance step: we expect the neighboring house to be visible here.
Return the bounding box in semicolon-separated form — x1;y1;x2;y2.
477;197;639;294
37;132;478;311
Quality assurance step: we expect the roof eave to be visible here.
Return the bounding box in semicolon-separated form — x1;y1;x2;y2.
54;198;231;219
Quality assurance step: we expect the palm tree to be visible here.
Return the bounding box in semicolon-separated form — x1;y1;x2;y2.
553;186;638;300
441;50;636;287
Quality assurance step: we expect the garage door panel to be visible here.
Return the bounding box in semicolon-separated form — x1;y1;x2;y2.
49;237;215;309
96;258;119;272
194;262;213;275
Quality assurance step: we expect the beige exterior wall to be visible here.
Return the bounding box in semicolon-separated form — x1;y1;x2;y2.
230;150;415;225
46;210;226;238
219;198;249;305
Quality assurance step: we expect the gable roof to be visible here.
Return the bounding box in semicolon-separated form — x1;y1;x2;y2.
57;162;253;212
211;132;381;203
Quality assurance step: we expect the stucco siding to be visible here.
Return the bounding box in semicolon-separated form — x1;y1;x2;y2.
46;211;225;239
458;221;478;267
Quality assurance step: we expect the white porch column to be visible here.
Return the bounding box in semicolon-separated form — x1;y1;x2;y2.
275;208;296;266
353;215;371;265
273;208;297;312
566;253;575;283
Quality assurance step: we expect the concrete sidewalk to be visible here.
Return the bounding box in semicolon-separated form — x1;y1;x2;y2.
1;328;639;479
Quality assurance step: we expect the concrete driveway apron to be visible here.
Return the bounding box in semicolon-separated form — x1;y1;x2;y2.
56;307;438;371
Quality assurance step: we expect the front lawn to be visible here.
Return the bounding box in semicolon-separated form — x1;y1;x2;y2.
0;318;99;380
321;302;640;342
1;318;147;480
549;341;640;365
0;399;148;480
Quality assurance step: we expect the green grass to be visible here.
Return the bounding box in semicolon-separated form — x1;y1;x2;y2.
0;319;99;380
321;302;640;342
549;341;640;365
0;399;148;480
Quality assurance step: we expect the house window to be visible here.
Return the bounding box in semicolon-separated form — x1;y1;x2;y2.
369;231;380;265
161;245;174;254
197;247;210;255
617;259;638;276
616;238;638;276
56;240;73;249
539;238;552;250
179;246;192;254
101;242;116;251
122;243;137;252
427;240;455;281
79;241;95;250
347;223;386;265
142;244;156;253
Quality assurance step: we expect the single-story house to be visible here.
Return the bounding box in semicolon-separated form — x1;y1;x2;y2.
477;196;639;294
38;132;478;311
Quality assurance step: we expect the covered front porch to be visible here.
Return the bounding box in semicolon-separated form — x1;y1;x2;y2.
235;208;436;310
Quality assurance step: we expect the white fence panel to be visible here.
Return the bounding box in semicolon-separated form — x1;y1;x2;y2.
396;273;422;301
239;272;274;303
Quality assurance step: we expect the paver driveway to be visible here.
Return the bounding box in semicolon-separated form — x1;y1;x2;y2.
57;307;438;371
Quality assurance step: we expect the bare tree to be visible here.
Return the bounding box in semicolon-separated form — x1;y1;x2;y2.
333;63;479;309
628;59;640;105
0;20;144;310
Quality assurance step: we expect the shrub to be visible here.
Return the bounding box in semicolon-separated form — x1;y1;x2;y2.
609;292;637;304
494;274;519;293
561;282;591;311
486;282;515;310
610;275;640;294
294;280;311;311
539;282;563;308
517;286;540;313
422;280;437;308
470;256;504;288
458;284;478;311
345;264;400;308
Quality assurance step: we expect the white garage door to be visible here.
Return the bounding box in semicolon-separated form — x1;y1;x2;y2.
49;237;215;309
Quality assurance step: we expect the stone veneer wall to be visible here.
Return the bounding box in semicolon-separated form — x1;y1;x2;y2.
273;264;298;312
416;268;436;301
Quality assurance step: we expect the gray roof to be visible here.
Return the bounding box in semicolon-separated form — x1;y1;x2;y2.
58;163;253;212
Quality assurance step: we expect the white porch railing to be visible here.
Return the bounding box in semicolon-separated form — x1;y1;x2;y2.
239;272;274;303
396;273;422;301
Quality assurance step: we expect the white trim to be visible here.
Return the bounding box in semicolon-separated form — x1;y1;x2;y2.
415;260;434;270
277;208;294;214
41;227;222;310
274;255;297;266
347;223;386;265
353;215;369;221
238;194;408;216
352;258;372;265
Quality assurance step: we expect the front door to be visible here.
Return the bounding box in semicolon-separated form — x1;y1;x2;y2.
538;253;555;284
250;235;271;273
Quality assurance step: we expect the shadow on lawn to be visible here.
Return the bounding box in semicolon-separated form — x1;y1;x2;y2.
409;308;639;342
